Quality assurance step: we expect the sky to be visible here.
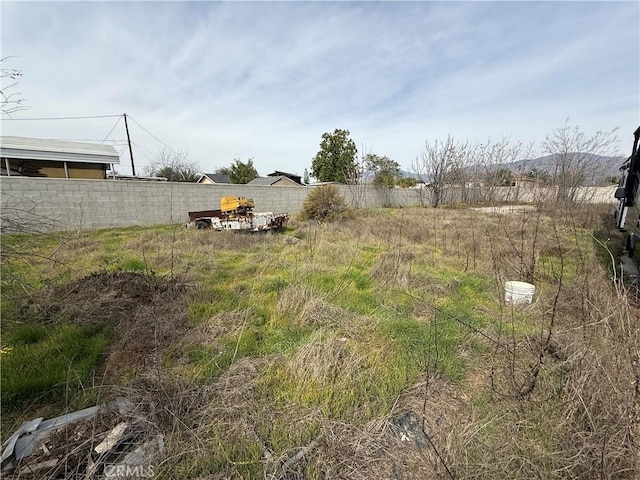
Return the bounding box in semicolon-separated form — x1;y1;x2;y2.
1;1;638;177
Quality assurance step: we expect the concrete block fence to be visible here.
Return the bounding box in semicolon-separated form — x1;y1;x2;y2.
0;177;425;232
0;177;615;232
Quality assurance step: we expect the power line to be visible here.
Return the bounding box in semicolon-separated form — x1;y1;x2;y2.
3;114;122;121
127;115;181;156
131;141;156;159
130;142;156;163
101;116;123;144
41;138;127;143
116;145;129;157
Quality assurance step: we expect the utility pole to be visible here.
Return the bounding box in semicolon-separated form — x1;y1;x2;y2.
123;113;136;176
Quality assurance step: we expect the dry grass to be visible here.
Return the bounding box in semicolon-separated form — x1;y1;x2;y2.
288;330;362;385
187;310;251;343
2;203;639;479
277;285;354;327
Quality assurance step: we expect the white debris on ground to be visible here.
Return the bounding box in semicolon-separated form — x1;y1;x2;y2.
0;398;164;479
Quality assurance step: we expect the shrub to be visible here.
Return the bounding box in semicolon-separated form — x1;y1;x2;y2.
300;185;348;221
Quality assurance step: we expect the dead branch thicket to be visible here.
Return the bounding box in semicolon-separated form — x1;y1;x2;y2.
321;206;639;479
412;136;471;208
1;56;27;116
455;204;640;479
543;123;619;204
0;196;84;318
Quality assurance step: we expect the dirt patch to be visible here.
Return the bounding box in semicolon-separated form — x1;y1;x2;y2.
26;271;191;380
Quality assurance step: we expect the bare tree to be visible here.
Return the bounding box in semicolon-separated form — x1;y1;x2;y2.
447;149;472;204
344;146;370;209
544;122;619;203
475;138;535;203
413;136;470;207
143;149;200;182
1;57;27;117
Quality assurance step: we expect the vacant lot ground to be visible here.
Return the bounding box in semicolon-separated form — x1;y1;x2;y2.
1;204;638;479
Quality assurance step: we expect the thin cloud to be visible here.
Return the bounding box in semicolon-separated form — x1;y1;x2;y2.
1;1;637;176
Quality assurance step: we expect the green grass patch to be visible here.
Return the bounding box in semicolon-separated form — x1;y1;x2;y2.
168;327;262;380
258;275;289;294
1;323;108;411
335;289;380;314
261;325;426;422
259;324;313;355
119;257;148;272
538;254;578;284
307;263;379;315
101;235;123;253
382;316;465;381
256;415;320;455
344;268;372;290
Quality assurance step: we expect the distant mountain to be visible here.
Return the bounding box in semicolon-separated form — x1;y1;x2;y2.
394;153;626;185
399;169;418;179
499;153;626;183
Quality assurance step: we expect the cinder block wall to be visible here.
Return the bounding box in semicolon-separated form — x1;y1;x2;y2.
0;177;424;231
0;177;617;232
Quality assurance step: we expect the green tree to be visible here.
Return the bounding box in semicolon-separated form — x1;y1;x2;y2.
214;166;232;176
365;154;401;188
311;129;358;183
303;168;310;185
229;158;259;184
397;177;417;188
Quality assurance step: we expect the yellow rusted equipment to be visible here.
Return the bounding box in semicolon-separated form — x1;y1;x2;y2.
187;196;288;231
220;196;255;214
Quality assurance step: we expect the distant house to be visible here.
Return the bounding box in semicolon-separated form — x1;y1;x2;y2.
267;171;303;185
247;176;302;187
513;174;542;188
0;136;120;179
198;173;232;184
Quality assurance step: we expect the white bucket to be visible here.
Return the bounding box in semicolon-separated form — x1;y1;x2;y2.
504;281;535;304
